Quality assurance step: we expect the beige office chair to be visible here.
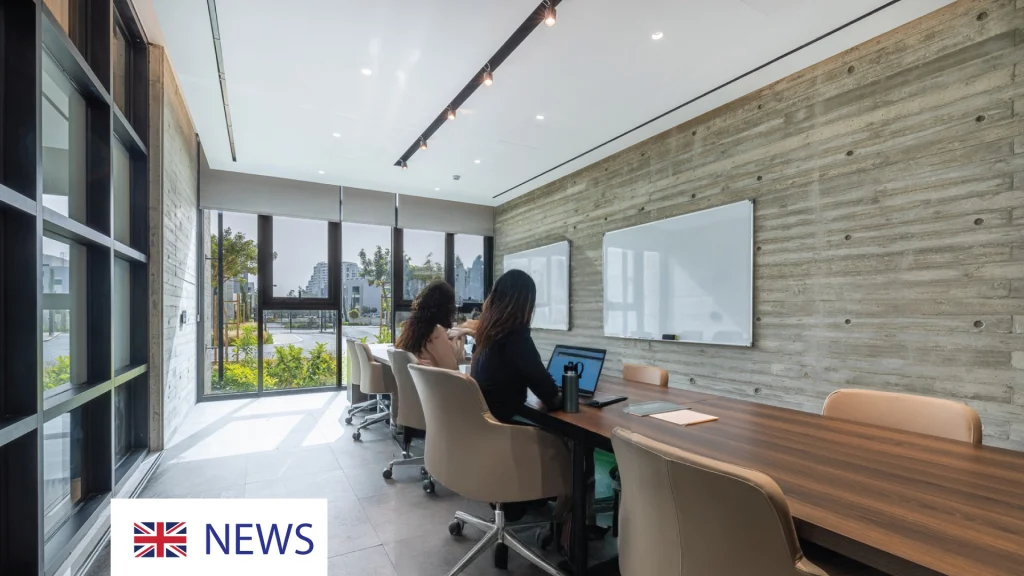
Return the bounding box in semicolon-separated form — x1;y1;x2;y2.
351;342;393;441
611;427;828;576
622;363;669;387
612;363;670;536
408;364;570;576
344;339;376;424
822;389;982;443
384;349;433;492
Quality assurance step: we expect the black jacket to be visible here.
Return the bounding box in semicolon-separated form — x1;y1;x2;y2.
471;325;561;422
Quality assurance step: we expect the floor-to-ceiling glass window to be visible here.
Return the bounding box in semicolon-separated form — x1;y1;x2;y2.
206;211;261;395
341;222;392;385
0;2;151;573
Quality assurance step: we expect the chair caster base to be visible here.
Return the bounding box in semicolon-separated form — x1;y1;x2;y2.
344;416;353;425
352;431;362;441
448;519;464;536
536;524;554;550
493;542;508;570
423;479;436;493
382;467;393;480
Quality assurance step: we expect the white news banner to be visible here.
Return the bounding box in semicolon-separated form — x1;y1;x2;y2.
111;499;327;576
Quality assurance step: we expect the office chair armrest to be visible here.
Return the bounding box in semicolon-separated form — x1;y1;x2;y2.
480;413;572;502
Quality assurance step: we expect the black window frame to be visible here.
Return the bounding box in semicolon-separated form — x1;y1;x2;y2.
0;1;151;573
391;228;494;318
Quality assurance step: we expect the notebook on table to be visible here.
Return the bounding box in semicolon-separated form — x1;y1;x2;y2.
650;409;718;426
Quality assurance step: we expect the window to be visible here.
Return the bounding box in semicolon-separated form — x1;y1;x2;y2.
41;51;87;221
272;216;329;299
454;235;485;306
113;258;131;370
402;229;445;301
342;222;392;359
112;20;129;114
262;309;337;390
42;235;87;399
43;409;84;539
207;211;259;396
112;138;131;245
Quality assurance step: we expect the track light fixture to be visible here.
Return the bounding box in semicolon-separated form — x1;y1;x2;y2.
543;1;556;26
419;138;428;150
447;106;456;120
400;159;408;170
482;63;493;87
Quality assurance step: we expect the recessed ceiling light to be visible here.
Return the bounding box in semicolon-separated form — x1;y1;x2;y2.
360;68;372;76
332;132;341;138
652;31;664;40
536;114;545;120
318;170;325;174
434;187;440;191
474;159;481;164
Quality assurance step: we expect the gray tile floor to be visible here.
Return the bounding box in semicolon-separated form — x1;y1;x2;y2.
87;392;606;576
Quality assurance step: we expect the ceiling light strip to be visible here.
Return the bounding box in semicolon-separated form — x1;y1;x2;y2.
206;0;237;162
492;0;905;198
393;0;564;168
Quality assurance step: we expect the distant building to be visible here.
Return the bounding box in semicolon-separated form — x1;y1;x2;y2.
342;261;382;319
304;261;329;298
454;255;485;305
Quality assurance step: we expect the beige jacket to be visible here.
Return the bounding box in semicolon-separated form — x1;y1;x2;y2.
417;325;465;370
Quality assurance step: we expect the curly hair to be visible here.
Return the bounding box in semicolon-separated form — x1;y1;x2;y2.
396;280;456;355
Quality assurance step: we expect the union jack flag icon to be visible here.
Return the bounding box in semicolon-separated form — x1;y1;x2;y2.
133;521;187;558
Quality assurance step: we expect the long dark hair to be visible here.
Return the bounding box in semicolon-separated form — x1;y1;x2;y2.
472;269;536;360
396;280;456;354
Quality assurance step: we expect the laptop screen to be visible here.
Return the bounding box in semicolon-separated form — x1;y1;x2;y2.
547;346;606;394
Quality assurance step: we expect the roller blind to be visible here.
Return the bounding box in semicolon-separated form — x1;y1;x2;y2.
200;167;341;222
397;194;494;236
341;187;395;227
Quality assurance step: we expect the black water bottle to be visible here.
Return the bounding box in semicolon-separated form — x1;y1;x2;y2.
563;362;580;413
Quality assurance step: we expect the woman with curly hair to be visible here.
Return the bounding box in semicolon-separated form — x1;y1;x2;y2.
395;280;464;369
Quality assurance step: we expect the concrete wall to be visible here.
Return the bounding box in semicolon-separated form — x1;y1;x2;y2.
494;0;1024;448
148;45;199;450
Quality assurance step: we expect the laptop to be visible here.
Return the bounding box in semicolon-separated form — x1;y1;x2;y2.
546;345;627;407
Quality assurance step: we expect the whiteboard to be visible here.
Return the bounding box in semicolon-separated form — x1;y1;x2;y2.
503;241;570;331
602;200;753;346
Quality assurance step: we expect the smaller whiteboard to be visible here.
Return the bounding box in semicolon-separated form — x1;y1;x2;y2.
503;241;570;331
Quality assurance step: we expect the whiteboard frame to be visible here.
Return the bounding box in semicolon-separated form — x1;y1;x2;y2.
502;240;571;331
601;199;754;347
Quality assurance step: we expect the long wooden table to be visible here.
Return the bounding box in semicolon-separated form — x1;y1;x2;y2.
520;376;1024;576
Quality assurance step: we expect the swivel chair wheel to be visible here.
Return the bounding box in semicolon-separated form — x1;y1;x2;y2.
423;479;436;493
344;416;353;425
420;466;429;477
536;525;554;550
382;468;393;480
352;431;362;441
448;519;464;536
493;542;508;570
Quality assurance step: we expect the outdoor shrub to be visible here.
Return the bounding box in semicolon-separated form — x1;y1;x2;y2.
267;344;304;386
305;342;336;385
44;356;71;390
222;362;258;392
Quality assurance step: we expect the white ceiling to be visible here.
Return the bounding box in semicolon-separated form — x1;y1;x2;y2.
146;0;954;207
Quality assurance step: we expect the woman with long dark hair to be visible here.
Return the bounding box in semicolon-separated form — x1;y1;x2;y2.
396;280;463;369
471;269;561;422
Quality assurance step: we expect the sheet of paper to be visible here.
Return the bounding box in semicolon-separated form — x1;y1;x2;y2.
650;409;718;426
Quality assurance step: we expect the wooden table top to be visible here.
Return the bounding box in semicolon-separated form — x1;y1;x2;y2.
523;377;1024;576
